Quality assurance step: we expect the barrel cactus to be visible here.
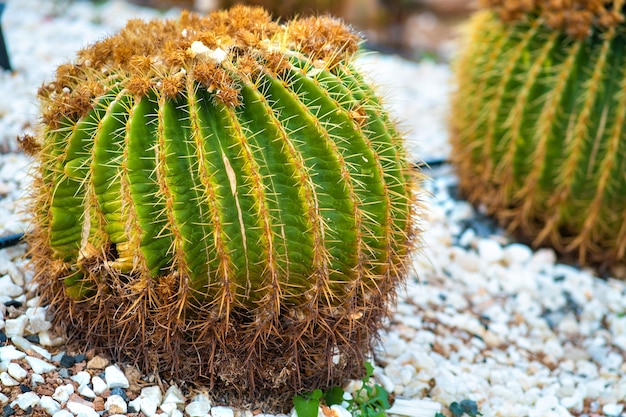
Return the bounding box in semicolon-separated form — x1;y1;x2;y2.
23;6;417;411
450;0;626;268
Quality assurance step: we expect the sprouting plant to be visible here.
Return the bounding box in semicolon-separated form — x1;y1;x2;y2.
294;362;391;417
434;399;482;417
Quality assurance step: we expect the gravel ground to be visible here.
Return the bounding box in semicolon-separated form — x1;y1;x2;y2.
1;1;626;417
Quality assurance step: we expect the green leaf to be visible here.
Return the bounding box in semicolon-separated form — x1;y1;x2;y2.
450;402;464;417
293;390;322;417
323;386;346;406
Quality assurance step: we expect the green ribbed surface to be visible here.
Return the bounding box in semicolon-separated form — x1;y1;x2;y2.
40;57;412;306
451;10;626;265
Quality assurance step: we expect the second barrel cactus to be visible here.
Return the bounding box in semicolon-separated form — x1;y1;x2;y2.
451;0;626;268
24;5;417;411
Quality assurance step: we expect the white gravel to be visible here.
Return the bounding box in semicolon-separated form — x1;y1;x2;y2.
0;1;625;417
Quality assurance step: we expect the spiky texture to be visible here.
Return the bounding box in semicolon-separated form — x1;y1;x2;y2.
450;6;626;269
220;0;344;22
24;6;417;412
481;0;626;37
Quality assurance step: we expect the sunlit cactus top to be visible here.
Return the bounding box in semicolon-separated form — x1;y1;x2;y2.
37;5;359;127
481;0;626;37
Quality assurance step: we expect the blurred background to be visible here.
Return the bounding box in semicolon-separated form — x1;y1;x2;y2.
123;0;476;61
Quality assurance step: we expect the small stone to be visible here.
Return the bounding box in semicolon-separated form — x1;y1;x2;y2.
476;239;503;263
92;397;105;412
24;307;51;334
10;392;39;411
59;354;75;368
19;384;31;393
51;410;73;417
0;394;7;403
30;374;45;387
163;386;184;405
6;363;26;381
139;386;162;417
110;387;128;402
23;334;40;344
0;275;22;298
52;384;74;404
0;346;25;361
38;396;61;415
37;332;64;347
4;316;27;338
10;336;33;354
329;405;351;417
2;404;14;417
77;384;96;399
71;371;91;387
185;400;211;417
73;354;87;363
105;365;129;389
0;372;18;386
105;395;127;415
91;375;107;395
210;406;234;417
66;400;99;417
602;403;624;416
25;356;56;374
86;356;109;370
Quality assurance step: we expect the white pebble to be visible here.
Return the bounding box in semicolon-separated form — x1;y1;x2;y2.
66;400;99;417
0;274;23;297
25;307;51;334
30;373;45;386
78;384;96;399
387;398;442;417
4;316;28;338
91;375;107;395
105;395;128;415
71;370;91;387
329;405;351;417
105;365;130;388
0;345;25;361
185;400;211;417
52;384;74;404
0;393;7;403
37;331;64;347
11;391;40;410
7;362;27;381
503;243;532;265
52;410;74;417
0;371;19;386
210;406;234;417
603;403;624;416
163;385;185;405
25;356;56;374
39;395;61;415
476;239;504;264
139;386;163;417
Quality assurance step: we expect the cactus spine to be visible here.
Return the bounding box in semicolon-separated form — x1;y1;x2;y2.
24;6;417;411
450;1;626;267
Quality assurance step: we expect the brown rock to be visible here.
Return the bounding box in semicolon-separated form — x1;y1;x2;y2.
92;397;105;412
86;356;110;370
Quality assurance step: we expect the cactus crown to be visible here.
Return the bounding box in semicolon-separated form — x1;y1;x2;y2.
480;0;626;37
37;5;359;129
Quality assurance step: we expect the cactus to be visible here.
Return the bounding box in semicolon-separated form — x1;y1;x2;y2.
219;0;344;23
450;0;626;268
23;6;417;411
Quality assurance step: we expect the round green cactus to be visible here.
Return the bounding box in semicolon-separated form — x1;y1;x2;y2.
24;6;417;411
450;1;626;268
